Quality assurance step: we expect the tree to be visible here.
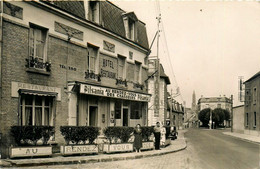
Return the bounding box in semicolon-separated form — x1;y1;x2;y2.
198;108;211;127
223;109;230;121
212;108;225;127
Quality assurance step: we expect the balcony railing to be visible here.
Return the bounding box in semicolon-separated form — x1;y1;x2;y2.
133;82;144;90
116;78;127;87
85;71;101;82
25;57;51;72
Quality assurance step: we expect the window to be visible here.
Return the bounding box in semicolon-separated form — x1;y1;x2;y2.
254;112;257;127
20;95;53;126
130;102;141;119
217;104;221;108
128;19;135;40
87;46;98;73
29;24;48;69
115;101;121;119
89;1;100;23
246;113;249;126
129;51;133;60
253;88;257;105
118;56;125;79
134;62;141;83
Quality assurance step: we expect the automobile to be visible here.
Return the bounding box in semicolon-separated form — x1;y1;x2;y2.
169;126;178;140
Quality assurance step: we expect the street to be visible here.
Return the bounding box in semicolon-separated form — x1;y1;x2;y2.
20;128;259;169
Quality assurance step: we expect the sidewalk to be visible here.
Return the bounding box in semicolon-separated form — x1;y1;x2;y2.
0;130;187;168
223;131;260;144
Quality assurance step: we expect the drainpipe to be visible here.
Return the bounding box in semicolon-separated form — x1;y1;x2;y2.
0;0;3;112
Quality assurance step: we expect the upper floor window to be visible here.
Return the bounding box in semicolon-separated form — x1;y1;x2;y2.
20;95;53;126
118;56;126;79
123;12;138;41
253;88;257;105
254;112;257;127
217;104;221;108
89;1;100;24
134;62;141;83
87;45;98;73
246;112;249;126
129;51;133;60
28;24;49;70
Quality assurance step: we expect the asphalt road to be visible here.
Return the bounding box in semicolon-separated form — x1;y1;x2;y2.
185;128;260;169
22;128;260;169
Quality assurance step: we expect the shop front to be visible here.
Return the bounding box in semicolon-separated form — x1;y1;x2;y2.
68;82;150;128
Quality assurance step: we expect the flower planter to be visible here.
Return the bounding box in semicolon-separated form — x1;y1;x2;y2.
10;146;52;158
141;141;154;150
103;143;133;153
60;144;98;155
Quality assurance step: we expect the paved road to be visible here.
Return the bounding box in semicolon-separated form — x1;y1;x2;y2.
23;129;260;169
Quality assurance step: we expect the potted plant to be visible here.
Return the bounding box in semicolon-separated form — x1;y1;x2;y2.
10;126;54;158
102;126;134;153
60;126;100;155
141;126;155;150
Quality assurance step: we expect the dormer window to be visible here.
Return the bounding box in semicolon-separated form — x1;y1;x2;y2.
122;12;138;41
89;1;100;24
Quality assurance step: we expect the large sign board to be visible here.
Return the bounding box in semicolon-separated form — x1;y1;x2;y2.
80;84;150;102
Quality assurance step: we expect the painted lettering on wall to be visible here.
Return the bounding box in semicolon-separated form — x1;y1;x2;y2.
26;148;38;154
100;68;116;79
103;59;114;69
60;64;77;71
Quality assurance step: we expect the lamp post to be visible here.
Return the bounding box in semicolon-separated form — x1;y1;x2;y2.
209;108;212;129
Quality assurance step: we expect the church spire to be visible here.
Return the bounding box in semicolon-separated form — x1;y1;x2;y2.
192;90;196;111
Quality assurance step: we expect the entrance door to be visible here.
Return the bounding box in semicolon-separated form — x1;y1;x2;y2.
89;106;98;126
123;108;128;126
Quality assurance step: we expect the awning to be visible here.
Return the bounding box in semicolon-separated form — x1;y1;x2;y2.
19;89;57;97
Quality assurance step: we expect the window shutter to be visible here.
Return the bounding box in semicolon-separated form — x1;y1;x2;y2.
29;28;34;57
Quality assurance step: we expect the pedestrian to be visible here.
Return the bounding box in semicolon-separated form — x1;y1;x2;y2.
154;122;161;150
133;124;142;153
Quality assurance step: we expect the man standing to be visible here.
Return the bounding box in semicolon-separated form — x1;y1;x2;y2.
154;122;161;150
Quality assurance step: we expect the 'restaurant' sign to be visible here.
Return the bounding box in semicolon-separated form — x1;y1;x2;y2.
80;84;150;102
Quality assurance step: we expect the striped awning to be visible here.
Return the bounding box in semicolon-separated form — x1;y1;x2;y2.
19;89;57;97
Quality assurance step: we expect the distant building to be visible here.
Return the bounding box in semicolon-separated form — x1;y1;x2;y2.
198;96;232;112
191;91;197;112
244;71;260;136
147;60;170;126
232;105;244;134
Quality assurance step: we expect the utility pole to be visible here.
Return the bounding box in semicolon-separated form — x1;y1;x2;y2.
231;95;233;132
209;108;212;130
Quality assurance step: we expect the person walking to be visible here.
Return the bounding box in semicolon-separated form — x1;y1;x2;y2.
133;124;142;153
154;122;161;150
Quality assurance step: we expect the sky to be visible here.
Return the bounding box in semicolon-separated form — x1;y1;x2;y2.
111;0;260;107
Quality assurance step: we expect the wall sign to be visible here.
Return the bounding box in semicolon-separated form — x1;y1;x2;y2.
11;82;61;101
103;40;115;53
80;84;150;102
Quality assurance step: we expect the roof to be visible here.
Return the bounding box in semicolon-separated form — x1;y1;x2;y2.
148;63;171;84
42;0;149;50
244;71;260;83
198;96;231;104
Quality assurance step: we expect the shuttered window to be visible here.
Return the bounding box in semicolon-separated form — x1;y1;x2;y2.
88;46;98;73
135;63;141;83
118;56;125;79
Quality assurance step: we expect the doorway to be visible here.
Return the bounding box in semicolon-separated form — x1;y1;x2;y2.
89;106;98;126
123;108;128;126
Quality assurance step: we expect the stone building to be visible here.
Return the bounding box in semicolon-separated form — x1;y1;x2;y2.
244;71;260;136
0;1;150;158
147;59;170;126
167;98;184;129
198;96;232;112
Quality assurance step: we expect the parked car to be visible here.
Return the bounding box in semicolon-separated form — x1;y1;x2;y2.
169;126;178;140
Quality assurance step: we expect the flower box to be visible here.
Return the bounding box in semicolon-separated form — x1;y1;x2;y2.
60;144;98;155
141;141;154;150
10;146;52;158
103;143;133;153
